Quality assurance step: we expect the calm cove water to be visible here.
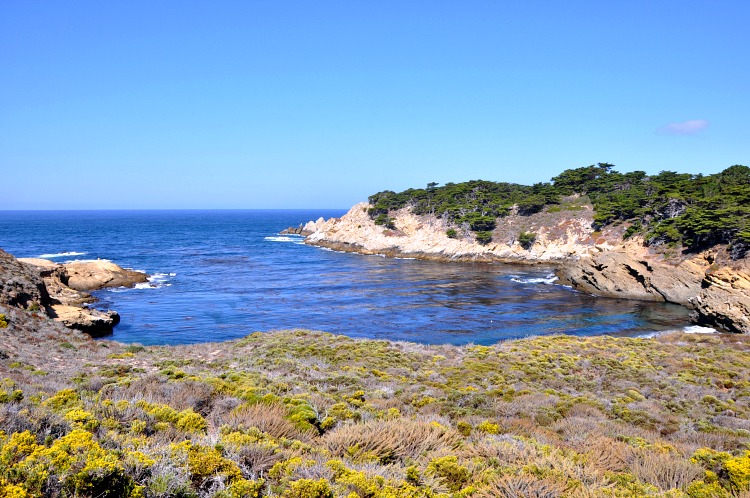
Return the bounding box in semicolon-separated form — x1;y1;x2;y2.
0;210;693;345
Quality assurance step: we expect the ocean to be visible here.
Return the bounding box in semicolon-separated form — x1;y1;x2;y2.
0;209;694;345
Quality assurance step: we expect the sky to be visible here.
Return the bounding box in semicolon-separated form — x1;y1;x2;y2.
1;1;748;209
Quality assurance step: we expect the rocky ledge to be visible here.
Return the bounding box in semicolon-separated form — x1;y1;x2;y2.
297;203;750;334
1;250;147;336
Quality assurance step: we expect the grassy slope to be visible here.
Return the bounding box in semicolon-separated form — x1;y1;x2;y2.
1;306;750;497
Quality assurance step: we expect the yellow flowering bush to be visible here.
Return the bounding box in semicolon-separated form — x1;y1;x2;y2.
0;429;135;497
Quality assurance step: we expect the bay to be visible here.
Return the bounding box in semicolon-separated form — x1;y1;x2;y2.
0;210;691;345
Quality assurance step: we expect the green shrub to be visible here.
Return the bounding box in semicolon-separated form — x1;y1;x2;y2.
518;231;536;249
426;455;470;492
446;228;458;239
283;478;333;498
475;231;493;245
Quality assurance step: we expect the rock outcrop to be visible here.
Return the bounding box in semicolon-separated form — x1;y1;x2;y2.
299;203;750;334
1;250;147;336
689;265;750;334
0;250;48;311
59;259;147;291
305;203;606;263
280;224;313;236
47;305;120;335
556;251;707;304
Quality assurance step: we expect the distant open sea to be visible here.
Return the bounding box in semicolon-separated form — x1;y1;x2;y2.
0;210;694;345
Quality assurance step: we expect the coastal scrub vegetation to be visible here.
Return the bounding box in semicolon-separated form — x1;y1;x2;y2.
367;163;750;257
2;311;750;497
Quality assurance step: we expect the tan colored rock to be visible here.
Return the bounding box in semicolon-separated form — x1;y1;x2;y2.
63;260;147;291
689;265;750;333
48;304;120;337
16;255;147;335
556;251;706;304
304;203;600;263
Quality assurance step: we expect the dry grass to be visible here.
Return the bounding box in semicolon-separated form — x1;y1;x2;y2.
476;474;569;498
630;449;704;492
323;417;462;463
223;402;316;442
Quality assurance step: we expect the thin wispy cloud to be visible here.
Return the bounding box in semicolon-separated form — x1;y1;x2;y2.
657;119;709;135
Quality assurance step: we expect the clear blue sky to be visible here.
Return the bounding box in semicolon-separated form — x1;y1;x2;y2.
1;1;748;209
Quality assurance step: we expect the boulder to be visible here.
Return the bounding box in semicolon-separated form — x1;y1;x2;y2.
62;260;147;291
48;305;120;337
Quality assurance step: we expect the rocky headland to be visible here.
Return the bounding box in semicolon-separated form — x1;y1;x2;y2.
292;202;750;334
0;249;147;336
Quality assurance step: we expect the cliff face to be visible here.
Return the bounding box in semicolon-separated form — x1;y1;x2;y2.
690;266;750;333
305;202;610;263
303;204;750;333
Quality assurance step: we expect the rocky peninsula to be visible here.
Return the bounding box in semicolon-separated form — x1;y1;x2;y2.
0;249;147;335
291;201;750;334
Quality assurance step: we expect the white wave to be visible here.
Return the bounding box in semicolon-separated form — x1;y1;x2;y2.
265;236;305;244
684;325;716;334
111;272;175;291
66;259;104;264
511;273;559;285
39;251;86;259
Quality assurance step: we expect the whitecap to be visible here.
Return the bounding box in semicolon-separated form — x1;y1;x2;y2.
684;325;716;334
39;251;86;259
265;236;305;244
63;258;111;263
112;272;175;290
511;273;559;285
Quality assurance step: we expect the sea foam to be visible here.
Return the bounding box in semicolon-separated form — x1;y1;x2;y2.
510;273;559;285
683;325;716;334
264;236;305;244
39;251;86;259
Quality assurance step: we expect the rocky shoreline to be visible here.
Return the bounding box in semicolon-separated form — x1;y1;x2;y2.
0;249;147;336
288;203;750;334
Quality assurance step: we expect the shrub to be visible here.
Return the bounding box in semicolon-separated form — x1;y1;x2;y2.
426;455;470;492
475;231;493;245
446;228;458;239
518;231;537;250
0;314;8;328
374;214;396;230
631;450;703;491
283;478;333;498
323;418;462;463
225;402;314;441
476;474;567;498
0;429;135;498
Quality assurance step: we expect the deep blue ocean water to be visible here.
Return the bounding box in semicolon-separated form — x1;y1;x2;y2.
0;210;693;345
